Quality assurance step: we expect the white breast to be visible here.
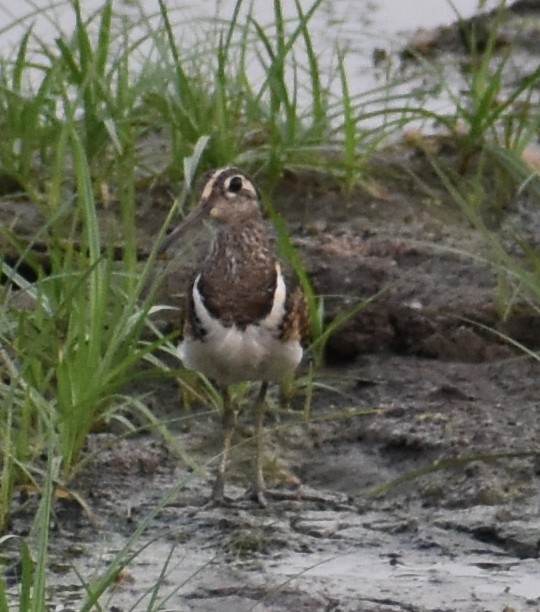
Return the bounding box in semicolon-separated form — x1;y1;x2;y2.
178;266;302;386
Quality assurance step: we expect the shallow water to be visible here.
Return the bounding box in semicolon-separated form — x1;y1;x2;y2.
0;0;508;138
0;0;501;46
0;0;501;102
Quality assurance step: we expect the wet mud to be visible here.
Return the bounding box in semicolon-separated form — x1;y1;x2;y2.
5;140;540;610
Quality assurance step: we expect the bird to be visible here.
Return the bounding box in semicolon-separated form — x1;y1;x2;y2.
160;167;309;506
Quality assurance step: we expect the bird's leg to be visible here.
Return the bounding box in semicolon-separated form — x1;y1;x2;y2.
211;386;235;504
252;381;269;507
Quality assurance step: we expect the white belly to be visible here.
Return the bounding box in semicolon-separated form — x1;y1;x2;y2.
179;324;302;386
179;269;302;385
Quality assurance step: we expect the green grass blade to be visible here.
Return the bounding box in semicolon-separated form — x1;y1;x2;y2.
221;0;244;54
19;538;34;611
55;37;82;84
12;27;32;91
73;0;93;76
337;47;357;189
95;0;113;76
0;578;8;611
70;127;104;323
157;0;196;117
294;0;325;135
30;435;58;610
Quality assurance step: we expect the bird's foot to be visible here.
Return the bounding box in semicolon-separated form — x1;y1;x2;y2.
252;489;268;508
207;473;232;505
243;486;268;508
202;495;235;509
243;486;309;506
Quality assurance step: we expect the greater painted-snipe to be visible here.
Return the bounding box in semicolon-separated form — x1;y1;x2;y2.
160;167;309;506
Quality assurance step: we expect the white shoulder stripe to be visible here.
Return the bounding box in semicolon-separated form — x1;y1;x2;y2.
192;273;216;332
262;263;286;330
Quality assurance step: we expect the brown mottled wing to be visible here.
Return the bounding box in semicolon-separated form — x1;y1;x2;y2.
280;281;310;344
196;263;278;330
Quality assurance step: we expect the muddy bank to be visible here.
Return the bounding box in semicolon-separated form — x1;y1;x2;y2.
8;352;539;611
5;147;540;611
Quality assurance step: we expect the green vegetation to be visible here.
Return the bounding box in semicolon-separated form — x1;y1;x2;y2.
0;0;539;608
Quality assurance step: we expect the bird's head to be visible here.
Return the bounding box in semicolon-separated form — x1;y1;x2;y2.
160;167;261;252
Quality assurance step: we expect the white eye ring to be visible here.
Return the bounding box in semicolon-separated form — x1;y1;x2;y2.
223;174;258;199
224;175;244;196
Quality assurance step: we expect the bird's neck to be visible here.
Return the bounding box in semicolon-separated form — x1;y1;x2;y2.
208;217;275;277
197;216;279;328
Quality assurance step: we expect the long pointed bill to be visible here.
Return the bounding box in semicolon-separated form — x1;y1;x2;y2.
159;199;211;253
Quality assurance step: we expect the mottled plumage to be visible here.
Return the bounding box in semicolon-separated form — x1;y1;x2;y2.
160;167;309;505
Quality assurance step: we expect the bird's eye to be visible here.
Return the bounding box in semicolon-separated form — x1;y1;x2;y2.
228;176;243;193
